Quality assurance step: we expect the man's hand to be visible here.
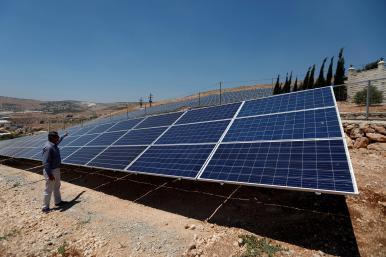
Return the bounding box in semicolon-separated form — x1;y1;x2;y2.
63;131;69;137
48;175;55;181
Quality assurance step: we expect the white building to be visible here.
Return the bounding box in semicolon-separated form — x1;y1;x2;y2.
346;59;386;102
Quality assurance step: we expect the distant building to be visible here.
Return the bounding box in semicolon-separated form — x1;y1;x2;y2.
346;59;386;102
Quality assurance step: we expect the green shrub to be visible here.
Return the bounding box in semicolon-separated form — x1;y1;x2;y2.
354;85;384;105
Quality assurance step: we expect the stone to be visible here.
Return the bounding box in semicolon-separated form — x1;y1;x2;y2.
188;243;196;250
189;224;196;230
350;128;364;139
354;137;369;149
363;127;375;134
359;122;369;130
372;124;386;135
366;133;386;142
367;143;386;151
345;124;356;133
345;135;354;149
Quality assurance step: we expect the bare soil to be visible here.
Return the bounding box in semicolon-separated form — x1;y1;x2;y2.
0;147;385;257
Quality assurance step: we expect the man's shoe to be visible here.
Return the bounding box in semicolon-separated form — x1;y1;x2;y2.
55;201;69;207
42;207;50;213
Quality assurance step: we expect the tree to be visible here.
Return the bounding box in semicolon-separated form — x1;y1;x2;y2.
316;58;327;87
273;74;280;95
334;48;347;100
288;71;292;91
308;65;315;89
326;57;334;86
303;67;310;90
282;73;291;93
354;85;384;105
293;77;298;92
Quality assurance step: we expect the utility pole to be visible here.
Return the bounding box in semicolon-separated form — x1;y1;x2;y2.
219;81;222;105
148;93;153;108
139;97;143;108
126;103;129;118
198;92;201;106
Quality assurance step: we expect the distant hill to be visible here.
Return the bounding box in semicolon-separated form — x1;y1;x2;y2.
0;96;136;114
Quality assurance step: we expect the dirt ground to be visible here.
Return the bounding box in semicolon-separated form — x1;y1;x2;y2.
0;148;385;257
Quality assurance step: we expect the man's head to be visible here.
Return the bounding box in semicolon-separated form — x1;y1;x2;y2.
48;131;60;144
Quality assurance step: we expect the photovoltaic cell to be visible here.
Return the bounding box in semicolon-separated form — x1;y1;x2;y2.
87;131;126;146
114;127;167;145
200;140;354;193
136;112;183;129
86;123;115;134
107;118;143;132
238;87;334;117
67;134;100;146
224;108;341;142
60;136;80;146
59;147;81;159
156;120;230;144
63;147;105;165
129;144;215;178
71;126;96;136
17;147;41;159
88;146;146;170
176;103;241;125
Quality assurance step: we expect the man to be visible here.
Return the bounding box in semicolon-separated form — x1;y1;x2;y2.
41;131;68;213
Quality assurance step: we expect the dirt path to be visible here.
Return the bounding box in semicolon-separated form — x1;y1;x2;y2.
0;148;385;257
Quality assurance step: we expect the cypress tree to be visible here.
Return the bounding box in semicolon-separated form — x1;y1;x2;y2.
282;73;290;93
293;77;298;92
326;57;334;86
303;67;310;90
334;48;347;100
288;71;292;92
316;58;327;87
308;65;315;89
334;48;346;85
273;74;280;95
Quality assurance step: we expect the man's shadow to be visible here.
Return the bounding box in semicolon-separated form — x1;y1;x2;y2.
52;191;86;212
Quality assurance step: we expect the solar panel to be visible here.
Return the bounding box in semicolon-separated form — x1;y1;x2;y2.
128;144;215;178
86;122;115;134
0;87;356;195
136;112;183;129
66;134;100;146
88;146;146;170
87;131;126;146
238;87;334;118
59;147;81;159
63;147;105;165
156;120;230;144
114;127;167;146
107;118;143;132
224;108;341;142
176;103;241;125
199;140;354;193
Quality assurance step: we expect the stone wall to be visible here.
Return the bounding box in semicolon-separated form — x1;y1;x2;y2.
346;60;386;103
343;121;386;152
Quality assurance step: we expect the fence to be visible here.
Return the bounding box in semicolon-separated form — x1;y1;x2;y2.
333;77;386;121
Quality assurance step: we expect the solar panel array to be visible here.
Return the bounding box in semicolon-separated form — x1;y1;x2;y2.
0;87;357;195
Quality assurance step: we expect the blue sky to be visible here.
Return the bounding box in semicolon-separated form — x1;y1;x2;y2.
0;0;385;102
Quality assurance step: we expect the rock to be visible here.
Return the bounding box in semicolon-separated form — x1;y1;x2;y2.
354;137;369;149
345;135;354;149
345;124;356;133
363;127;375;133
188;243;196;250
359;122;369;130
367;143;386;151
189;225;196;230
378;201;386;208
238;238;243;246
372;124;386;135
366;133;386;142
350;128;364;139
184;224;190;229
